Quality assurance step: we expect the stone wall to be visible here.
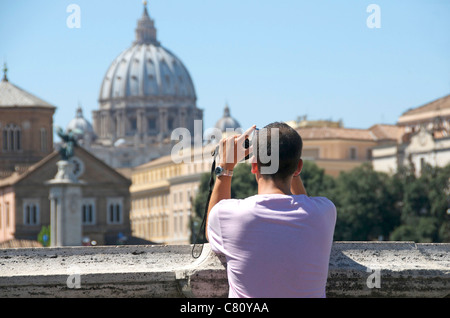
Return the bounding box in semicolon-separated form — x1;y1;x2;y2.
0;242;448;298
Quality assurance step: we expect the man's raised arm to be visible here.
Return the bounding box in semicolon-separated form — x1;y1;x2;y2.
205;126;256;241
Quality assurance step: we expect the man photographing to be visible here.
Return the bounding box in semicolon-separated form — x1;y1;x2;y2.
206;122;336;298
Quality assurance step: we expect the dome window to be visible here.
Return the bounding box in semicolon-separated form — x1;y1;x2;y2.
148;118;157;130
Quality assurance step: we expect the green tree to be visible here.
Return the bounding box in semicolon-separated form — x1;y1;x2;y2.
332;163;401;241
191;172;212;244
230;163;258;199
300;160;336;198
389;163;450;243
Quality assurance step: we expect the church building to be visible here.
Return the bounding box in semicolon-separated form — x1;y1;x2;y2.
74;3;203;169
0;64;55;178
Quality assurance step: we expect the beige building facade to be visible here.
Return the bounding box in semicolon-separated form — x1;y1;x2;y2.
130;146;214;244
295;124;403;177
373;94;450;175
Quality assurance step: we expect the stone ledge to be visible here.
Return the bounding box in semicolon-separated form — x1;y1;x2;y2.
0;242;448;298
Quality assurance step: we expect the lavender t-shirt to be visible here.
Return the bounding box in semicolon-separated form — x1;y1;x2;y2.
207;194;337;298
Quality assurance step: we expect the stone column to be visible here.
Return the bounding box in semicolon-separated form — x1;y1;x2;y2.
46;160;84;247
159;108;168;139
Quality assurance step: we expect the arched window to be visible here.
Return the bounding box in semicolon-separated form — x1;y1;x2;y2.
2;124;21;152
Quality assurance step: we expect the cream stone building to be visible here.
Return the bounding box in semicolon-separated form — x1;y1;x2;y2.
372;94;450;175
397;94;450;135
130;145;214;245
290;119;403;177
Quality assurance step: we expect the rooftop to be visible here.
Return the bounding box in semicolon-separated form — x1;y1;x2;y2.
0;66;55;109
296;124;403;142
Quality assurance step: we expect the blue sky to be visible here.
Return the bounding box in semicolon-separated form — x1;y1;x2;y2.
1;0;449;136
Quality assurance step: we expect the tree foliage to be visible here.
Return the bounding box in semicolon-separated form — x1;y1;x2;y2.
332;164;401;241
389;164;450;243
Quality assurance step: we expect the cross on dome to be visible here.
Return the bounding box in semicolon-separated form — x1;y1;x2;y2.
135;0;159;45
2;63;8;82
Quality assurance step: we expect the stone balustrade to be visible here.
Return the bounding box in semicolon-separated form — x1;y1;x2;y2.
0;242;448;298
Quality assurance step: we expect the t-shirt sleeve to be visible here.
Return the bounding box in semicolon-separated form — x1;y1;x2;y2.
207;202;227;255
313;197;337;225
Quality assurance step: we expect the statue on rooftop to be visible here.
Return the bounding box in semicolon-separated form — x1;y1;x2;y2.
56;126;81;160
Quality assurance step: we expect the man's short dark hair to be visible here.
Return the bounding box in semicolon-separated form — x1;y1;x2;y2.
256;122;303;181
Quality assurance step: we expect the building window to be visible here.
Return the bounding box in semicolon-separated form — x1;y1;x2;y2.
107;197;123;224
303;148;320;160
23;199;40;226
82;198;96;225
130;118;137;132
2;124;21;152
420;157;426;171
148;118;157;131
168;117;175;131
350;147;357;160
367;149;373;160
174;211;184;236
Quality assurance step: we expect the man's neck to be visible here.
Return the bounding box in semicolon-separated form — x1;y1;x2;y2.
257;177;292;195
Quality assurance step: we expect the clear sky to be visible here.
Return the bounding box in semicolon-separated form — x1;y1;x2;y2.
1;0;449;137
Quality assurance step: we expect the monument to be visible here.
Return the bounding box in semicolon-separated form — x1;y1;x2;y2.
46;127;84;247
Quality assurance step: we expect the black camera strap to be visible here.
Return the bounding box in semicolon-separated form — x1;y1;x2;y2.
191;147;218;258
191;135;253;259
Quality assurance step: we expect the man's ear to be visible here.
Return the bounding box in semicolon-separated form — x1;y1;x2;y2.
294;159;303;176
251;162;259;175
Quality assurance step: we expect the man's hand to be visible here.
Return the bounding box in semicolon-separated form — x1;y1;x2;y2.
291;174;307;196
218;125;256;171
